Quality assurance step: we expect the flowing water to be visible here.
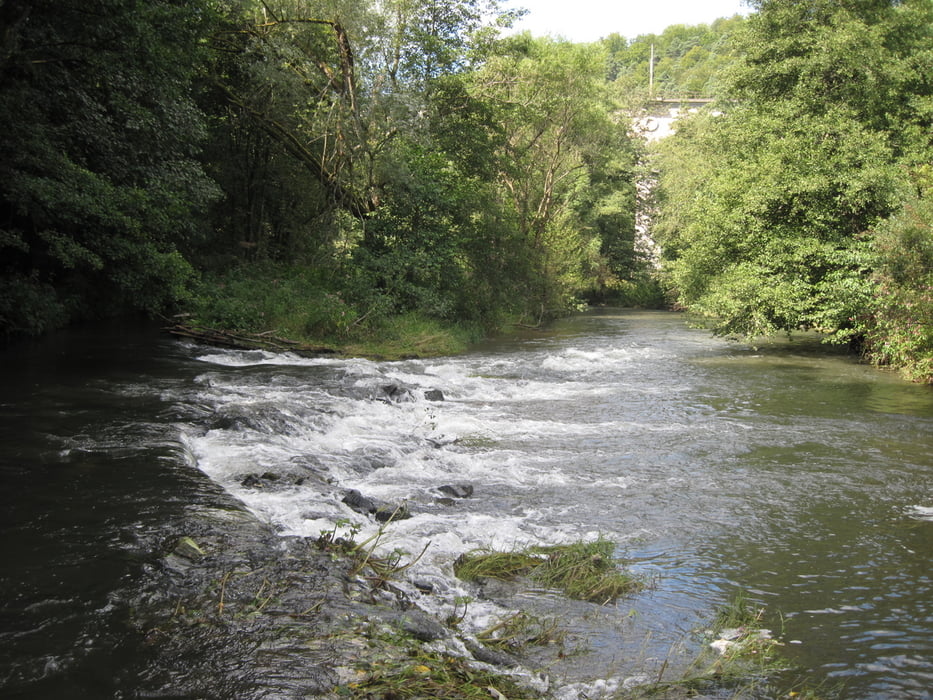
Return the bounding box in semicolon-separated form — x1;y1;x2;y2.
2;310;932;698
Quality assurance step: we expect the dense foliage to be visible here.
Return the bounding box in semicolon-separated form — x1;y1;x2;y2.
0;0;218;333
0;0;644;346
653;0;933;381
603;15;747;100
2;0;931;380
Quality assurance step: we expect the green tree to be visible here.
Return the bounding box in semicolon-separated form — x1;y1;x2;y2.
730;0;933;143
0;0;220;334
657;105;897;337
606;16;745;100
654;0;933;342
859;170;933;382
467;36;637;315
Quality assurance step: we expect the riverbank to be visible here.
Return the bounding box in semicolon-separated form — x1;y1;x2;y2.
131;499;554;698
131;488;793;700
180;265;498;361
165;312;483;361
179;263;669;361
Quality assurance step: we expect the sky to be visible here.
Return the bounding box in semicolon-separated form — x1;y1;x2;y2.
503;0;752;42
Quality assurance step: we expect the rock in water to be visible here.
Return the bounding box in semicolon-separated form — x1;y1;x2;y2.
342;489;378;515
438;484;473;499
342;489;411;522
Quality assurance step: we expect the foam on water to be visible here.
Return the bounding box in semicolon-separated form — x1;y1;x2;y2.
907;505;933;521
177;340;667;692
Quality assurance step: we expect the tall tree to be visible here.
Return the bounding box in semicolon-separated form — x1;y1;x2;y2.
654;0;933;340
467;36;636;313
0;0;219;334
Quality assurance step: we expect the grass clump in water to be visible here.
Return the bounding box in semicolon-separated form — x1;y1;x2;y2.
454;538;643;604
619;591;808;699
339;647;540;699
476;611;566;653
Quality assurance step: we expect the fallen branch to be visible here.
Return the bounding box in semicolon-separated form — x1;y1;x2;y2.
164;322;339;357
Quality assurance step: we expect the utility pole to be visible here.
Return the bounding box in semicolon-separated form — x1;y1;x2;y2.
649;43;655;97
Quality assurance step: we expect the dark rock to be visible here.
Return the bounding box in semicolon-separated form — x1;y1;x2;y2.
241;473;264;488
342;489;378;515
342;489;411;522
438;484;473;499
464;638;521;668
395;610;448;642
379;382;415;403
240;472;294;489
412;579;434;594
241;472;299;489
424;388;445;401
374;502;411;523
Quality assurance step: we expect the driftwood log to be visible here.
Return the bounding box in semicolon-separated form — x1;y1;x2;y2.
164;322;338;357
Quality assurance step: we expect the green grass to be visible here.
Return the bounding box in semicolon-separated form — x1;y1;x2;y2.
338;645;541;699
341;312;480;359
476;611;566;653
454;539;643;604
186;265;482;358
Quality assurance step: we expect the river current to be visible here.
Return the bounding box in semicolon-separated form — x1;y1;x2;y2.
2;310;931;698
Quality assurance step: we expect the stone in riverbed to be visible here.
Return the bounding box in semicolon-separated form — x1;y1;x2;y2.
378;382;415;403
424;389;445;401
394;610;449;642
373;504;410;522
437;483;473;499
341;489;411;522
464;638;520;668
171;536;206;562
342;488;377;514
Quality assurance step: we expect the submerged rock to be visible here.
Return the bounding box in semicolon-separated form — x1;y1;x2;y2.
379;382;415;403
241;472;306;489
464;638;521;668
424;388;445;401
394;610;449;642
438;483;473;499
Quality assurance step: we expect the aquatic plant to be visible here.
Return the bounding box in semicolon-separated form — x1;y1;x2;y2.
337;646;540;699
316;517;429;590
454;538;643;604
476;610;566;653
617;591;799;699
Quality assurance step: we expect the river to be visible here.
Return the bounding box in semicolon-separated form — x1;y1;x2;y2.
1;310;931;698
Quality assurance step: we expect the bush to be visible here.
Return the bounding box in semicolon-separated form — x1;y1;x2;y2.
191;266;353;338
0;273;68;335
860;196;933;382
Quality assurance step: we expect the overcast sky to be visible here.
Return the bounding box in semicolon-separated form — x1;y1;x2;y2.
503;0;753;42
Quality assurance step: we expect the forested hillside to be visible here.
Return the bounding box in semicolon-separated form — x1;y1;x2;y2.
1;0;931;380
603;14;746;99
